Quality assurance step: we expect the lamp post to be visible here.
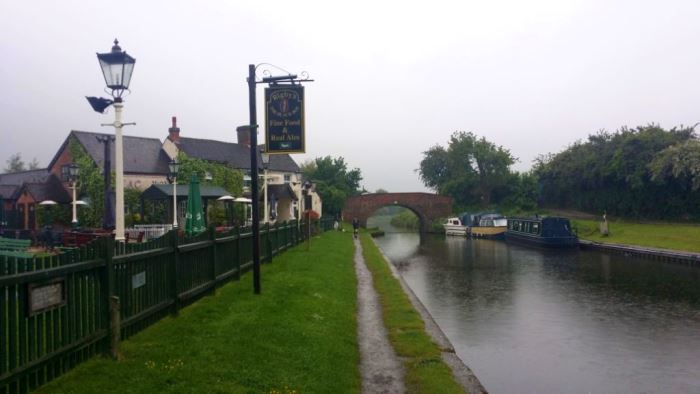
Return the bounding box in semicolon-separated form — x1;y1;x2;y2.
302;181;312;250
261;150;270;224
94;39;136;242
168;159;180;228
68;163;80;228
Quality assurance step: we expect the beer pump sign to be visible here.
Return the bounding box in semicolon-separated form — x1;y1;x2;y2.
265;85;305;153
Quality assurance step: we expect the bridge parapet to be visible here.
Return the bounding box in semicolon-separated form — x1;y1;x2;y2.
343;192;452;234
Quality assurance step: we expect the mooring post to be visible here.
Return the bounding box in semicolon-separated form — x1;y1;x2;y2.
109;295;121;359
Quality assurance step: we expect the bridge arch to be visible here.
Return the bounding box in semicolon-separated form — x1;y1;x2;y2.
343;193;453;234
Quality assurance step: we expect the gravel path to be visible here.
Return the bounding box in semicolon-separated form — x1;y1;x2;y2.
354;237;406;393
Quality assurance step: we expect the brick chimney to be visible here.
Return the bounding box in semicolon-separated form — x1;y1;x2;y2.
168;116;181;143
236;125;251;147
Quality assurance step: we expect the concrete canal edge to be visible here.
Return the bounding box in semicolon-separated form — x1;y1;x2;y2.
371;239;489;394
579;239;700;266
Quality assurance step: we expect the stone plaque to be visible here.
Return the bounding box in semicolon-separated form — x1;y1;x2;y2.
132;271;146;289
28;278;66;315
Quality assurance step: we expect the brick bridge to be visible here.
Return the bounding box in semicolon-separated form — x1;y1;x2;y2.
343;193;453;234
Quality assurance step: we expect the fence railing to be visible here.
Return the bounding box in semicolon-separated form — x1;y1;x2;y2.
0;218;333;393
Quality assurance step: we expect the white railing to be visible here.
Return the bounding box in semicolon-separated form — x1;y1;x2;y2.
130;224;173;241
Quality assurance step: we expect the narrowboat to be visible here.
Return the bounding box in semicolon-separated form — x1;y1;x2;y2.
505;216;578;248
470;213;508;239
443;217;468;236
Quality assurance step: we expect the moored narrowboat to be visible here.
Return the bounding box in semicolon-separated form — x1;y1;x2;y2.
505;216;578;248
470;213;508;239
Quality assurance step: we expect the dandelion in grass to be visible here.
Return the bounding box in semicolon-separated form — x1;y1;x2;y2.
145;360;156;369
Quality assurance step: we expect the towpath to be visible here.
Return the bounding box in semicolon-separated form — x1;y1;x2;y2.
354;237;406;393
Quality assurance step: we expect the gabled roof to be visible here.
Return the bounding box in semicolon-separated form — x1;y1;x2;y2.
177;137;300;173
0;168;50;186
17;174;71;203
49;131;170;175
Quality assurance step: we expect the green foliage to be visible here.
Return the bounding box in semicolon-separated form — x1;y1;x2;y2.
301;156;362;216
390;209;420;230
536;125;699;219
649;139;700;191
419;131;524;209
69;138;106;228
176;152;243;196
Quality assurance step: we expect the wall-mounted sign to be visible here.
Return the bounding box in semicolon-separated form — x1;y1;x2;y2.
132;271;146;289
27;278;66;316
265;85;305;154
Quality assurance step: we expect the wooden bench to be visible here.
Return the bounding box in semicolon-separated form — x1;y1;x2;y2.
0;236;31;251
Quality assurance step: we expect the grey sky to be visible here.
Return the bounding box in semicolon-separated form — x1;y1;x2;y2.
1;0;698;192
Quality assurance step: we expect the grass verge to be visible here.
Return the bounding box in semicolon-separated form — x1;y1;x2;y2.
573;219;700;253
36;231;360;394
359;232;466;393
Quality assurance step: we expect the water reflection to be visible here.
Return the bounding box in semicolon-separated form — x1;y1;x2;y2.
373;232;700;394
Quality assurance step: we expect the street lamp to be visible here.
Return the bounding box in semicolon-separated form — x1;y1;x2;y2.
168;159;180;228
302;181;312;250
90;39;136;242
67;163;80;228
261;149;270;224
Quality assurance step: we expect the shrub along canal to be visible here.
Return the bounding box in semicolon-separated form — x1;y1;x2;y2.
369;216;700;393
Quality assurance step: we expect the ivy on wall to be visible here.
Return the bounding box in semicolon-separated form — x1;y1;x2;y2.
176;152;244;226
69;137;106;228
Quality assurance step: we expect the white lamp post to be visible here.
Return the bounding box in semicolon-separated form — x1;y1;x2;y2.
261;150;270;224
168;159;180;228
67;163;80;228
95;39;136;242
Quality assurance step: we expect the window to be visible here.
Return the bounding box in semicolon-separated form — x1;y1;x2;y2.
284;174;291;184
243;173;251;190
61;165;71;182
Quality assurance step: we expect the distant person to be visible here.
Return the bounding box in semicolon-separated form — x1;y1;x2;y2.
352;218;360;239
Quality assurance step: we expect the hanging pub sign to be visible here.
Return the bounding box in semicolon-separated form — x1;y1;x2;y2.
265;85;305;154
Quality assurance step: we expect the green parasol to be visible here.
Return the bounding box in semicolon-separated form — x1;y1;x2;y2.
185;174;206;235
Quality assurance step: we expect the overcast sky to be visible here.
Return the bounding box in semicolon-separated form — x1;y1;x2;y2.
1;0;698;192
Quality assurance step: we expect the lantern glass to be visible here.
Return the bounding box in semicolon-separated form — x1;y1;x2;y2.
97;40;136;91
168;160;180;178
68;164;79;180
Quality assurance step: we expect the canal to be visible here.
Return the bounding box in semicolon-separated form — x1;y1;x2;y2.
368;215;700;393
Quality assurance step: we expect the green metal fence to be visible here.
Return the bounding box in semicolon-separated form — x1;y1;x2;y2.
0;218;333;393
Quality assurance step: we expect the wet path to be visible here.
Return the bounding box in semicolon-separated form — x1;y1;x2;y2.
354;237;406;393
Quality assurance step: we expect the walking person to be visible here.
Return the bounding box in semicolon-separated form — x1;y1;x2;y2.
352;217;360;239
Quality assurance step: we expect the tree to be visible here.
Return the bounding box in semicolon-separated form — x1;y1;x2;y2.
4;153;26;173
535;124;697;218
419;131;516;208
302;156;362;216
375;188;388;194
28;158;40;170
649;139;700;191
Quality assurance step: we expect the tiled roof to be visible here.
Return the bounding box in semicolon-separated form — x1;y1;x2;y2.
177;137;300;173
0;169;49;186
20;175;71;203
71;131;170;175
0;185;18;199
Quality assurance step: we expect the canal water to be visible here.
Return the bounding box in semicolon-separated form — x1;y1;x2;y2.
368;216;700;394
